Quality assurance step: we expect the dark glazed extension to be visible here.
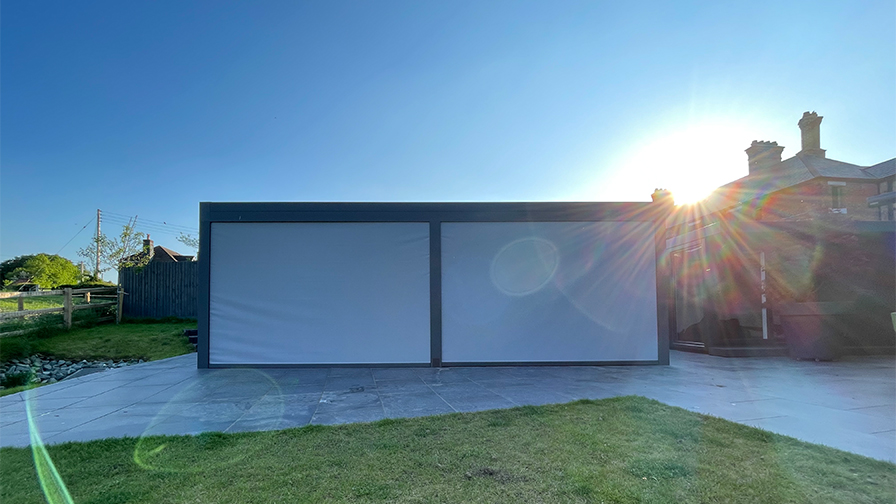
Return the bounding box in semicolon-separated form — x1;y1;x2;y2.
198;201;673;369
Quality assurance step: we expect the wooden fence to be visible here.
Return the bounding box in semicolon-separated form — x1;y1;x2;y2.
119;262;198;319
0;287;120;337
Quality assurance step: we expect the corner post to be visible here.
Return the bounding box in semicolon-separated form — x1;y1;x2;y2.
116;289;124;324
197;202;211;369
63;288;73;330
651;189;674;365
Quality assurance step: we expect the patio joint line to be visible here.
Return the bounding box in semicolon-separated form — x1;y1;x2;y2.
371;371;388;419
223;384;276;433
422;370;459;413
308;368;332;424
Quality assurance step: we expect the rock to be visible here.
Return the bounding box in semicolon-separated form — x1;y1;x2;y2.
1;354;147;384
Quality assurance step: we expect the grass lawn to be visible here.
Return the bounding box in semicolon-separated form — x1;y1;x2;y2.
1;397;893;503
0;321;196;397
0;322;195;363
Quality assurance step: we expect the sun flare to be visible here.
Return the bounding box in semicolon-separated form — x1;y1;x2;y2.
615;122;760;205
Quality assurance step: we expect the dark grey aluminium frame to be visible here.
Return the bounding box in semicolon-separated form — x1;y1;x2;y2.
198;202;673;369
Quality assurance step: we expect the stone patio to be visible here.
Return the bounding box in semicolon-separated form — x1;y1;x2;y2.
1;351;893;462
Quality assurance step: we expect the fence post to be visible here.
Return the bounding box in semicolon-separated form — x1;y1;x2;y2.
63;288;73;329
17;297;24;311
85;291;91;304
116;288;124;324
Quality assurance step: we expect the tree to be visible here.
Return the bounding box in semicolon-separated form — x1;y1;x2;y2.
0;255;34;286
176;233;199;256
77;217;152;284
5;254;81;288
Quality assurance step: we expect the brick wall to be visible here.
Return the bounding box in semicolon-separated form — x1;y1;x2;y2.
756;179;880;221
878;178;895;221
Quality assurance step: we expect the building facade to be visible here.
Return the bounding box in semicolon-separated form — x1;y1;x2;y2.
666;112;895;357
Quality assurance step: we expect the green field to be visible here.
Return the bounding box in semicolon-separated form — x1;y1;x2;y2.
1;397;892;503
0;295;92;312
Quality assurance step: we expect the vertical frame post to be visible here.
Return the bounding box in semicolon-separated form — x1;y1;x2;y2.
197;203;211;369
429;219;442;367
654;220;671;365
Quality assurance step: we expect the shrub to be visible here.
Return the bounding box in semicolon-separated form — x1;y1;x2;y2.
1;371;32;388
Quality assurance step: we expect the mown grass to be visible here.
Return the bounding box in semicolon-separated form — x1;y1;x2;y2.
1;397;893;503
0;322;195;363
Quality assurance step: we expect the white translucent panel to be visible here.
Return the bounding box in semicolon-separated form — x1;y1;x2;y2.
209;222;430;365
441;222;658;363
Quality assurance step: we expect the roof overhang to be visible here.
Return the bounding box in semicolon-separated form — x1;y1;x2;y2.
868;191;896;208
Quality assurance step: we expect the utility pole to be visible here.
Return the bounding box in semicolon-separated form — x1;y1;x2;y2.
95;209;101;280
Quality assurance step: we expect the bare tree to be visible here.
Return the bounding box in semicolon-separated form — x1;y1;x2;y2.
77;216;151;284
176;232;199;257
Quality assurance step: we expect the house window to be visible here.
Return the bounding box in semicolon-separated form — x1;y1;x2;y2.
830;185;844;210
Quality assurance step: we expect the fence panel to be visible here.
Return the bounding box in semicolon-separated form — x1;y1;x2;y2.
120;262;198;318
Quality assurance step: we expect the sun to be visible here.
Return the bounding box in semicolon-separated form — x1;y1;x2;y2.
615;122;759;205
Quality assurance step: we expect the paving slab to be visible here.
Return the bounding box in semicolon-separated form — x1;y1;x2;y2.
0;351;893;463
381;391;456;418
311;405;385;425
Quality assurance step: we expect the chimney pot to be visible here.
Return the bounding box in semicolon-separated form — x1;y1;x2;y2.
651;188;674;205
745;140;784;175
797;111;825;158
143;235;154;259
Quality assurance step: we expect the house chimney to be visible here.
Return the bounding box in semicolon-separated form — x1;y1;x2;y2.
651;188;674;205
143;234;154;259
797;111;825;158
745;140;784;175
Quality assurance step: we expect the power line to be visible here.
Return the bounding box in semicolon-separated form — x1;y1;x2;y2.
102;221;196;239
101;215;197;237
102;211;196;232
55;217;96;255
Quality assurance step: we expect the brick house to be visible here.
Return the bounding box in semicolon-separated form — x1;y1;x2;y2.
125;235;195;264
666;112;895;356
700;111;895;223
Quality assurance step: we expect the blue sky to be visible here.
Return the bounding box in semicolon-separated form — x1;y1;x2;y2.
2;0;894;279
